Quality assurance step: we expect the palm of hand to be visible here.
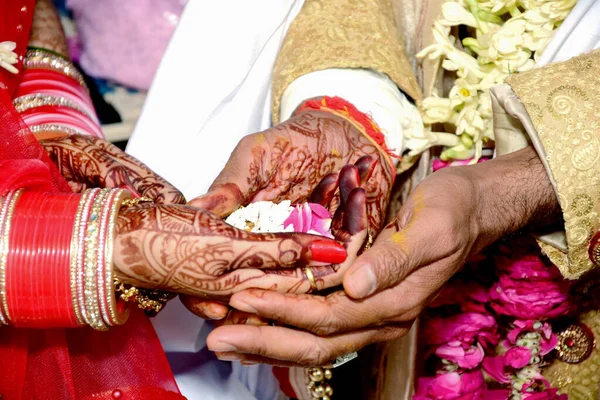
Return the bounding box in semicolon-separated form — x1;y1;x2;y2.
194;110;394;233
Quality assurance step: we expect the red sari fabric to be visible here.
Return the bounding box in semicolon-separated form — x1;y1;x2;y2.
0;1;184;398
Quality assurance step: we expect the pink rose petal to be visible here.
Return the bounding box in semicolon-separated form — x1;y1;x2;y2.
504;346;531;369
308;203;331;219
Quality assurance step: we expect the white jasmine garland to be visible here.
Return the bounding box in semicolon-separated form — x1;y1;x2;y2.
0;41;18;74
411;0;576;163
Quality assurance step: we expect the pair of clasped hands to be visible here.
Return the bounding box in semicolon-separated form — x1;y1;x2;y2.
44;109;549;367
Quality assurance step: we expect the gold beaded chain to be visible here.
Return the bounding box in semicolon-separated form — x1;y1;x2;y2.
113;278;173;316
306;367;334;400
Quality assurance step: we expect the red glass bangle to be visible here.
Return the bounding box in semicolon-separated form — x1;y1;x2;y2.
20;106;102;137
5;191;81;328
18;69;91;106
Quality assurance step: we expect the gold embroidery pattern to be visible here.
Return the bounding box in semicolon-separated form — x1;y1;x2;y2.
544;310;600;399
271;0;422;124
506;50;600;279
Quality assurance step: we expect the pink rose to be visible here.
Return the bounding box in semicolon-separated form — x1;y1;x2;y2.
284;203;333;238
435;342;485;369
414;371;487;400
490;276;572;320
494;244;562;281
424;313;498;348
482;355;511;384
504;346;531;369
430;282;490;314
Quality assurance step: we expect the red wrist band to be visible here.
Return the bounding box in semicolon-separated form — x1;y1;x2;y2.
5;191;81;327
297;96;398;170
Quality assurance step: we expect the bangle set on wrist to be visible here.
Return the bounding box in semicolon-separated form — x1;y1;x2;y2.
0;188;158;330
14;47;103;138
23;48;87;90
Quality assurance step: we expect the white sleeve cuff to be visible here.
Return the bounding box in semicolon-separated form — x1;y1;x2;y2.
279;68;422;161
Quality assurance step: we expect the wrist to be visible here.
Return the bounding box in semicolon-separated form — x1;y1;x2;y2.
470;147;561;248
0;188;130;329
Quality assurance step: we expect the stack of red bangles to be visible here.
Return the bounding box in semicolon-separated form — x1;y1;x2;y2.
14;47;103;138
0;188;131;329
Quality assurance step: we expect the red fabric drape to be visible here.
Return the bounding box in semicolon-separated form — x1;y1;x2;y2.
0;2;184;398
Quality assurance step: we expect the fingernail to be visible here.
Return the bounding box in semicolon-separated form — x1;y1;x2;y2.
216;351;242;361
231;299;258;315
309;240;347;264
205;307;228;320
241;361;258;366
209;342;238;352
346;266;377;298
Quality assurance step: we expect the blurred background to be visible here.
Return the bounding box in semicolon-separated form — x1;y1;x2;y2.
52;0;188;149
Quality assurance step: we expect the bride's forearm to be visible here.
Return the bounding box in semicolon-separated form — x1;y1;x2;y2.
29;0;69;57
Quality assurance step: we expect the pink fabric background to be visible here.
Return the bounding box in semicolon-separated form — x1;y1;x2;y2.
67;0;187;90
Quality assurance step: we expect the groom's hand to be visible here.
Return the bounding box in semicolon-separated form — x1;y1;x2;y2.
204;147;562;365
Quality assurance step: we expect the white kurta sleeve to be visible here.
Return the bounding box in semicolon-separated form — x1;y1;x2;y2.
279;68;422;162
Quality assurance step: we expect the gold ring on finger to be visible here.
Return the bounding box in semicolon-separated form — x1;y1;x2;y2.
305;267;318;292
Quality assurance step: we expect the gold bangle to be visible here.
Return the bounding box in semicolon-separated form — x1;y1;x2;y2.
13;93;94;120
83;189;109;330
30;123;86;138
0;189;23;325
103;190;131;326
70;188;96;326
24;49;88;91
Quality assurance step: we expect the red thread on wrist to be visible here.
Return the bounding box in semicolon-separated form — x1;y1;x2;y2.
6;191;81;328
297;96;399;162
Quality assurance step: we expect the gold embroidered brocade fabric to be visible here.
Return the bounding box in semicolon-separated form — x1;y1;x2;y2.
271;0;422;124
506;50;600;280
544;309;600;399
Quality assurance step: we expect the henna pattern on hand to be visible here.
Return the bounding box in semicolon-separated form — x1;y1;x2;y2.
40;134;185;204
113;204;339;301
222;110;394;234
29;0;70;57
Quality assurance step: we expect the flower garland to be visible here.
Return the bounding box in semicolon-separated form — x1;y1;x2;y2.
408;0;576;163
415;239;574;399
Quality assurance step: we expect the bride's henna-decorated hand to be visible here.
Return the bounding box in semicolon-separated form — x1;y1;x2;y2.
190;110;394;234
113;203;355;301
40;134;185;204
183;161;370;319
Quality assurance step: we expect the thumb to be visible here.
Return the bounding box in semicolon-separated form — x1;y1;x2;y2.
189;134;267;216
343;211;442;299
189;183;245;218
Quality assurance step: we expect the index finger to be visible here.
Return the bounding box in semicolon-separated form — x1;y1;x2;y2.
189;133;267;216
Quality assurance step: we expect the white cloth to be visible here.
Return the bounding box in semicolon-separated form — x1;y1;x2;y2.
127;0;305;200
280;68;421;160
127;1;303;399
536;0;600;67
